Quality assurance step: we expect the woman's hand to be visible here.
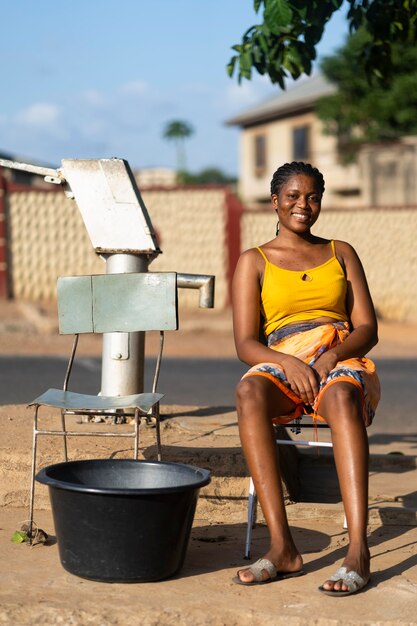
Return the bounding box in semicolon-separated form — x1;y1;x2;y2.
280;354;320;405
312;351;339;384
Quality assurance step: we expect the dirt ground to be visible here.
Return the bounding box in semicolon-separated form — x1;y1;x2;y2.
1;301;417;625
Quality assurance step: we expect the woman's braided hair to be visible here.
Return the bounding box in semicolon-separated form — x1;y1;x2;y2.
270;161;325;196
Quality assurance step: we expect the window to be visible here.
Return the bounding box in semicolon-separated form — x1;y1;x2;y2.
254;134;266;175
292;125;310;161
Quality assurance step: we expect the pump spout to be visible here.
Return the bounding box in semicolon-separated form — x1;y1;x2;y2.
176;273;215;308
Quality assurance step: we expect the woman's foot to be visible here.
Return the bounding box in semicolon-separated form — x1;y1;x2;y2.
236;549;303;584
320;548;370;594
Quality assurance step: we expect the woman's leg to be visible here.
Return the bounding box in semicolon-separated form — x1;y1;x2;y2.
235;375;303;582
317;382;370;591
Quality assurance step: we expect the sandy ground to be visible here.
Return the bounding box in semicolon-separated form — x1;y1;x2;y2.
1;300;417;625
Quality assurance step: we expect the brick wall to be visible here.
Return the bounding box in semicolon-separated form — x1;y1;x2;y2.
6;185;229;309
139;188;228;308
8;189;103;300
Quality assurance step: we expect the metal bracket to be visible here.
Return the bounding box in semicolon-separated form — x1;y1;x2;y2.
110;333;129;360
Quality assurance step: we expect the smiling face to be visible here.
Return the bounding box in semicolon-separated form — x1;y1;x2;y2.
272;174;322;235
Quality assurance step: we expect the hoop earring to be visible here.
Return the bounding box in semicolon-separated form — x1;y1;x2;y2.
275;221;280;236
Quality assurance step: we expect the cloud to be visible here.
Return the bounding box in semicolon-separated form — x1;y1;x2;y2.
16;102;61;129
120;80;150;96
79;89;107;108
222;74;278;112
0;75;246;173
182;83;212;96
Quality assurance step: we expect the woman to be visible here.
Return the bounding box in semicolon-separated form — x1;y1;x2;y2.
232;161;380;595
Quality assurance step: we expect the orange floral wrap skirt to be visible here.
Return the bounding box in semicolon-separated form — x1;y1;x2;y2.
242;321;380;427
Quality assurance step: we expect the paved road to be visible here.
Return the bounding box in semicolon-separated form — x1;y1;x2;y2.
0;356;246;407
0;356;416;436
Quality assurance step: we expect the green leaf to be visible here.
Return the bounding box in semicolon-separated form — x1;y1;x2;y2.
264;0;292;31
305;25;325;48
239;50;253;79
226;57;237;77
11;530;27;544
372;67;384;79
275;70;287;89
258;32;269;54
252;45;262;64
254;0;264;12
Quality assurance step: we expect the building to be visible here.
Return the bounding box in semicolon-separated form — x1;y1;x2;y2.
226;74;365;208
134;167;177;188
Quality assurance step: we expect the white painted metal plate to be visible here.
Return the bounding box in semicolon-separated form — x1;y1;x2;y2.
61;158;160;253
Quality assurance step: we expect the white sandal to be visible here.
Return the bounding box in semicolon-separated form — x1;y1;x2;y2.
233;558;304;586
319;566;370;596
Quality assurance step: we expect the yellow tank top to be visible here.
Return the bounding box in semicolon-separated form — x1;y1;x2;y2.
258;240;348;335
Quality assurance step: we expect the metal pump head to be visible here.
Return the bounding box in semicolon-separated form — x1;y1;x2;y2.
61;158;161;255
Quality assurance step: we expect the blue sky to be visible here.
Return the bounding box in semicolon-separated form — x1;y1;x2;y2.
0;1;349;175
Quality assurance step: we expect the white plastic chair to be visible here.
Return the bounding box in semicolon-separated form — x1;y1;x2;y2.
27;271;178;542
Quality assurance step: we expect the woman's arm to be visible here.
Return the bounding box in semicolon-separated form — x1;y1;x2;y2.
232;249;280;367
232;249;320;404
313;241;378;381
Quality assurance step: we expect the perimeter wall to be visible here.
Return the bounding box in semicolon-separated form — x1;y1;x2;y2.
1;181;416;322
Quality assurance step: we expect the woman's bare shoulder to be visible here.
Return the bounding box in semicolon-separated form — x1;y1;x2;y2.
238;246;264;263
235;246;265;278
333;240;366;278
333;239;360;259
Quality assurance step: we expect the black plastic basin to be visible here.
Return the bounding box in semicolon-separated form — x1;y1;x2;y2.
36;459;210;582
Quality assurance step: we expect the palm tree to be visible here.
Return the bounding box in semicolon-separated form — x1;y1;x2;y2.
162;120;194;172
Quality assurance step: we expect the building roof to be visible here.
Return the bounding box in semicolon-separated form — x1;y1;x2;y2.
226;73;336;128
